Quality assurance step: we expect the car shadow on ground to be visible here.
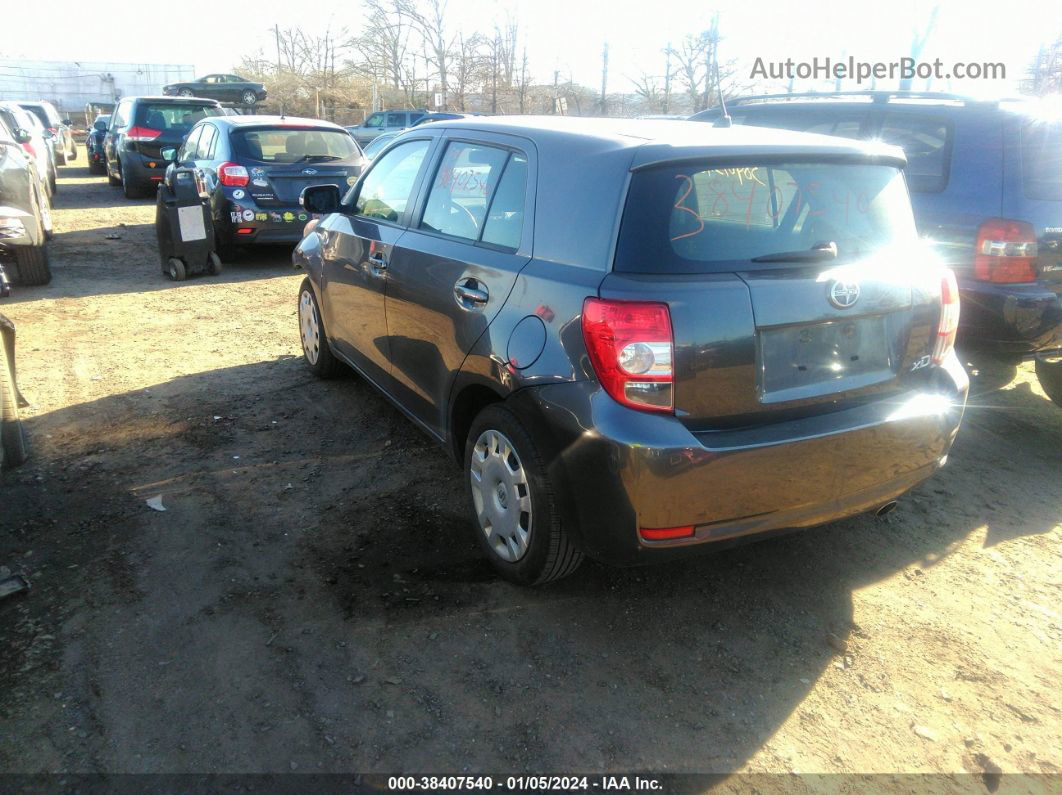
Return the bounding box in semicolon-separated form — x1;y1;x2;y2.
2;354;1056;774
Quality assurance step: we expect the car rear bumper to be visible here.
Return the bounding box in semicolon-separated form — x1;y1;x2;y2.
219;198;312;246
509;352;969;565
958;279;1062;357
123;156;167;189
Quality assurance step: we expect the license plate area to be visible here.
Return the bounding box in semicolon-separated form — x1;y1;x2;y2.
758;314;899;404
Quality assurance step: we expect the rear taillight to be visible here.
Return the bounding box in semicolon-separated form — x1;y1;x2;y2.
125;126;161;142
933;269;960;365
974;218;1038;283
218;162;249;187
20;142;36;158
581;298;674;413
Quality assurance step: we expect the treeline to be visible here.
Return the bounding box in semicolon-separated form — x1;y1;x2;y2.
235;0;743;122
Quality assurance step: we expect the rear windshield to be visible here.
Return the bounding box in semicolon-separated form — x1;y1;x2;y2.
615;160;916;273
135;102;221;133
231;128;361;163
1021;120;1062;201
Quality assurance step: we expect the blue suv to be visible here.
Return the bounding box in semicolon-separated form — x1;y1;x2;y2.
691;92;1062;405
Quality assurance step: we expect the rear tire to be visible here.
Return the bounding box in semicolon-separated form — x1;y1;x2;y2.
122;161;143;199
179;88;193;97
465;404;583;585
298;279;339;377
241;91;257;106
0;336;28;469
208;252;222;275
1035;359;1062;407
68;142;77;161
55;149;66;166
14;245;51;286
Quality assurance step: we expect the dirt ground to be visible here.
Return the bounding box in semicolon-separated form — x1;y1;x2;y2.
0;162;1059;782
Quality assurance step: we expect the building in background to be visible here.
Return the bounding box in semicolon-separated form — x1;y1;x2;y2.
0;60;195;117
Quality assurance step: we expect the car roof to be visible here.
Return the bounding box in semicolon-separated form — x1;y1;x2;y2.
207;114;346;131
429;115;906;164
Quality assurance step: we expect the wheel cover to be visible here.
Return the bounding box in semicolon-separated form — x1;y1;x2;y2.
243;92;256;103
299;290;320;364
470;429;532;562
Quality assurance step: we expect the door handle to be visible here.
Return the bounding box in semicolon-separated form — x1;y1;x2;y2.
368;252;388;271
454;279;489;308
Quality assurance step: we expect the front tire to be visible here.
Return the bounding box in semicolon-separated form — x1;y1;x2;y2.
241;91;257;106
14;245;51;286
179;88;193;97
0;335;27;469
1036;359;1062;406
465;404;583;585
298;279;339;377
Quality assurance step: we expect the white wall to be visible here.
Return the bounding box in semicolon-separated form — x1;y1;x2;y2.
0;60;196;113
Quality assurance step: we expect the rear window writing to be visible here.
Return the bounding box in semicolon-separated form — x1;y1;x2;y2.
232;128;361;163
616;161;917;273
136;103;221;133
1021;120;1062;201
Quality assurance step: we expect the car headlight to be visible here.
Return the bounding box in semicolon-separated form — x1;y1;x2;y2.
0;217;26;239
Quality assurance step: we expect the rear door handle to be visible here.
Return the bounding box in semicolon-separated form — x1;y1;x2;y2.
454;280;489;308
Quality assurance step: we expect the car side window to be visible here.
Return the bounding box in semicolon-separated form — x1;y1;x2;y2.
386;113;405;127
420;141;510;242
364;113;384;129
877;114;951;193
481;154;528;249
179;125;203;162
112;102;128;129
354;140;430;223
196;125;217;160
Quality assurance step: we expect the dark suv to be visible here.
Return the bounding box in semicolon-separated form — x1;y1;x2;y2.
105;96;223;198
293;118;969;584
691;92;1062;404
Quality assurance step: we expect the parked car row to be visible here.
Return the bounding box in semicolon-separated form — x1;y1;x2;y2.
689;91;1062;407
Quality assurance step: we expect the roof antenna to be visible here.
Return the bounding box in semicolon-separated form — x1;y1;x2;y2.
712;39;732;128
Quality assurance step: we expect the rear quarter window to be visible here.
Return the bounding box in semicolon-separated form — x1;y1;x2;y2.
877;113;951;193
136;103;221;133
1021;119;1062;201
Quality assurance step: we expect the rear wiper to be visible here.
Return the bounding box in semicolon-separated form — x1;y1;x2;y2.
750;241;838;263
298;155;342;162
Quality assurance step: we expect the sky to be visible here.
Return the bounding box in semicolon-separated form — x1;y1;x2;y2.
4;0;1058;98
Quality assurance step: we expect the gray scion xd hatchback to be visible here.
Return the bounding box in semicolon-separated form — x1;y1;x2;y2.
293;117;969;585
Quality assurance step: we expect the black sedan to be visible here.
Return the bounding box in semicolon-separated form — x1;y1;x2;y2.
159;115;363;256
163;74;267;106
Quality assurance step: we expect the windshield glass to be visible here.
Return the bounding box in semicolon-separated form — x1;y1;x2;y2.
232;127;362;163
616;160;916;273
135;102;221;133
1021;119;1062;201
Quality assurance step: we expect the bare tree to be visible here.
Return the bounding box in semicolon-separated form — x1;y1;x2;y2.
396;0;453;109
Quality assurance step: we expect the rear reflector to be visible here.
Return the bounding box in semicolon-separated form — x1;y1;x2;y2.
974;218;1038;283
582;298;674;413
932;268;960;365
218;162;250;187
236;228;254;235
126;126;162;142
640;525;695;541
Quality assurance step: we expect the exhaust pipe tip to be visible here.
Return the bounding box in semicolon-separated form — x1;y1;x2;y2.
875;501;898;517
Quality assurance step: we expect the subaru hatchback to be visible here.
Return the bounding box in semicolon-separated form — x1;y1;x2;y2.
161;115;364;254
293;117;969;584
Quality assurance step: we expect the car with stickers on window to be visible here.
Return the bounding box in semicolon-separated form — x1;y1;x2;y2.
162;74;268;106
293;117;969;585
691;91;1062;406
159;115;365;256
105;96;224;198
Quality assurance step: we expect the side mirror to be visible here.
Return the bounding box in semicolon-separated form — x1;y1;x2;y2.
13;129;32;145
300;184;342;214
160;146;179;162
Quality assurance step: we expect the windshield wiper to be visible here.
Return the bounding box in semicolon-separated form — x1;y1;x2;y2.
298;154;343;162
750;241;838;263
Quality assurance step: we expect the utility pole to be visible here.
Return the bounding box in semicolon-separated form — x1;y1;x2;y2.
600;42;609;116
663;43;672;114
274;24;282;76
